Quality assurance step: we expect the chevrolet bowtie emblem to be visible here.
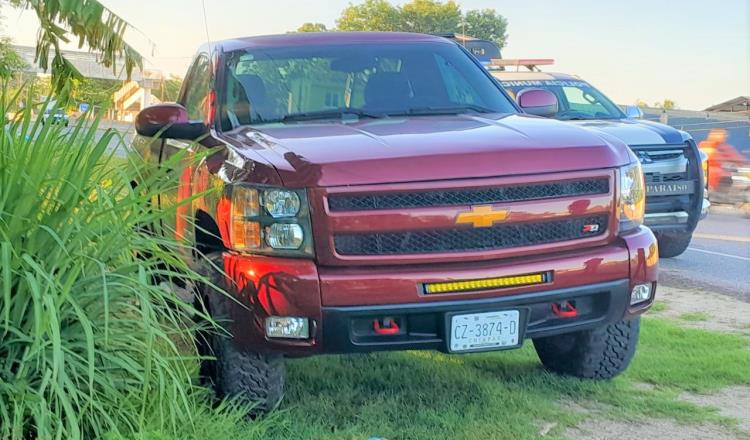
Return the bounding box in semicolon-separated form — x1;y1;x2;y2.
455;205;510;228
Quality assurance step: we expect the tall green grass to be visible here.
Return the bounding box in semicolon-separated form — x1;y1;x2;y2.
0;87;256;439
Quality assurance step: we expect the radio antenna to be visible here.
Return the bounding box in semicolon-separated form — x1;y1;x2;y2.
201;0;212;55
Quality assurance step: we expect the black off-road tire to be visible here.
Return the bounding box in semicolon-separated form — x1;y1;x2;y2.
195;256;285;414
533;318;640;379
655;232;692;258
211;334;285;414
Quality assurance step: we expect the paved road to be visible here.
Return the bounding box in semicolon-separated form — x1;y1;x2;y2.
659;206;750;302
642;108;750;160
98;120;134;157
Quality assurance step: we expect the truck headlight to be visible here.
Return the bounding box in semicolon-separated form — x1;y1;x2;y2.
227;185;313;256
619;162;645;234
264;189;301;218
266;223;304;249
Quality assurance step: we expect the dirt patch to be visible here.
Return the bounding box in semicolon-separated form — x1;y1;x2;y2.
562;291;750;440
565;418;741;440
560;397;747;440
652;286;750;334
680;386;750;433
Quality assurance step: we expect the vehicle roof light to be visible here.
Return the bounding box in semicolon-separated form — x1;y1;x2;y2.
489;59;555;72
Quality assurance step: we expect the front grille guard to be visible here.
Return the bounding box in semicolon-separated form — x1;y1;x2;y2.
631;141;705;230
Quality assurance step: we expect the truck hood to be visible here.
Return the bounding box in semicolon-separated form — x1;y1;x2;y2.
224;114;632;187
567;118;688;146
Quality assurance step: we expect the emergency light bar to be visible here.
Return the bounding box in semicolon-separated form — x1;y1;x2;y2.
489;58;555;72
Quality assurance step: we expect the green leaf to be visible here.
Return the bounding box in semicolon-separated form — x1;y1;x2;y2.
22;0;143;93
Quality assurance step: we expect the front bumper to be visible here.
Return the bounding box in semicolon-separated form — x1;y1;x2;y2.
645;211;689;227
322;279;632;353
217;226;658;355
645;197;710;230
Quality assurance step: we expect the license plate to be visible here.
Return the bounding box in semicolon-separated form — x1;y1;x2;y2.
646;181;694;196
449;310;520;353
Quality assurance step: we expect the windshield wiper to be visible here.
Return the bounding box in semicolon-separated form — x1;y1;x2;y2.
386;104;497;117
279;108;385;123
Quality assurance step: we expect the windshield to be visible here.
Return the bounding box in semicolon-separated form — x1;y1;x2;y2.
220;42;517;129
500;79;624;120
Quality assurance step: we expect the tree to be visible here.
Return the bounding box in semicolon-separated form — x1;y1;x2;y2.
654;99;676;109
333;0;510;48
297;22;328;32
337;0;402;31
70;77;119;108
0;37;27;78
6;0;141;93
160;74;183;102
635;99;649;108
463;9;508;47
400;0;460;34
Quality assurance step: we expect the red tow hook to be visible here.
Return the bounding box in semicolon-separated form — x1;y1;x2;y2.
551;300;578;318
373;317;400;335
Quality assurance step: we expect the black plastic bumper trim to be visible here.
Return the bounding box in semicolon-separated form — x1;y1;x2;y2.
320;279;631;354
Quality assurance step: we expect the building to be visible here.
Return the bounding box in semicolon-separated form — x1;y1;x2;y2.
13;44;163;120
704;96;750;114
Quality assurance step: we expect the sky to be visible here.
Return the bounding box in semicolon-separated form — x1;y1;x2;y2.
2;0;748;110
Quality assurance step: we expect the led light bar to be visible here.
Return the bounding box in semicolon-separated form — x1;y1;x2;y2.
423;272;551;294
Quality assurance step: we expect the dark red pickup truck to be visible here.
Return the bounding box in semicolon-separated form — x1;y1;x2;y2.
133;32;658;412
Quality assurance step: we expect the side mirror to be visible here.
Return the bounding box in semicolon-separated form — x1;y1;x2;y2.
516;88;558;117
135;103;207;139
624;105;644;119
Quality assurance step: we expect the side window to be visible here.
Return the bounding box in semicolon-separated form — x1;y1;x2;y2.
182;55;211;121
434;54;482;105
562;86;608;116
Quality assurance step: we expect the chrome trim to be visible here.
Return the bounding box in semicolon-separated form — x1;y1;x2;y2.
634;146;689;175
644;211;689;225
700;198;710;220
642;155;688;175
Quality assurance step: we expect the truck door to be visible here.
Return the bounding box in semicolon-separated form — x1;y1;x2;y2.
160;53;212;253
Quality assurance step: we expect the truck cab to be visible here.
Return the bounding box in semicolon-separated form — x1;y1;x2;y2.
132;32;657;412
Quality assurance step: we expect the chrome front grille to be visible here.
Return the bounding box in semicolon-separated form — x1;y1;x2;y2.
646;173;686;183
635;147;688;176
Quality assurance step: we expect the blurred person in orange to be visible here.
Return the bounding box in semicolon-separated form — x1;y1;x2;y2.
698;128;746;192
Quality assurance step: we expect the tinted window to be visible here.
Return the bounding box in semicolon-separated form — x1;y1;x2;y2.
562;86;612;116
501;79;624;120
183;55;211;121
220;42;516;129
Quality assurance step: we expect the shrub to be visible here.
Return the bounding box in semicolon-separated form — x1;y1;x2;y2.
0;87;225;439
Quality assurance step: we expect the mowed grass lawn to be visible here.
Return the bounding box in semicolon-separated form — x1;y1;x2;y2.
247;318;750;439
